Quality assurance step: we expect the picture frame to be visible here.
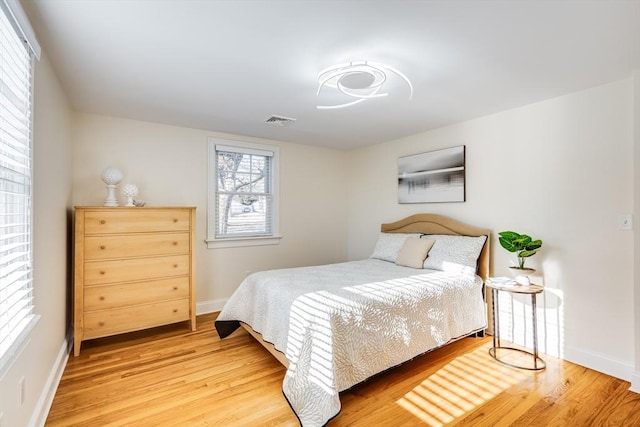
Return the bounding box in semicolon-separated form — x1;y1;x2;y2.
398;145;466;203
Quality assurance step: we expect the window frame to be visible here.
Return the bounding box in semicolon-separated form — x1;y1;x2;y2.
0;0;41;377
206;137;281;249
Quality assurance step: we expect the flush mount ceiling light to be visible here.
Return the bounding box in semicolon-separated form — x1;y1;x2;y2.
316;60;413;110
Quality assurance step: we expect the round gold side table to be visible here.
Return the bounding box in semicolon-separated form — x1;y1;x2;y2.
486;279;546;371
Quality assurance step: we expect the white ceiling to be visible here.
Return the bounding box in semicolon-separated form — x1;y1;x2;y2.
24;1;640;150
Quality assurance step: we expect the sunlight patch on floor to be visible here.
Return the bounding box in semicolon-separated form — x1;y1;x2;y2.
396;345;529;426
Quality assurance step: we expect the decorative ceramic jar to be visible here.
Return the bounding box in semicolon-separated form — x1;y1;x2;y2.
122;184;139;207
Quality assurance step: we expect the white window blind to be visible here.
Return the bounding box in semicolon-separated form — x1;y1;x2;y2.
0;2;39;374
215;144;273;237
207;138;280;248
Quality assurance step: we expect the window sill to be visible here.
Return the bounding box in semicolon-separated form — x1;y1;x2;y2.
206;235;282;249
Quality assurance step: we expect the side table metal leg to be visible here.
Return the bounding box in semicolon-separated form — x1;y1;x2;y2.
494;288;500;348
532;293;538;370
491;288;497;352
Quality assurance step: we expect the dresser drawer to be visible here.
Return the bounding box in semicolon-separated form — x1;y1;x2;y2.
84;232;190;260
83;298;190;339
84;277;190;311
84;254;190;285
84;209;191;234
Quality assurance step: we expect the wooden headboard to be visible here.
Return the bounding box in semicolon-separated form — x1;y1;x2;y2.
381;213;491;281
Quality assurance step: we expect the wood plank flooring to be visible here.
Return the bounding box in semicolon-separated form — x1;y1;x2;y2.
46;313;640;426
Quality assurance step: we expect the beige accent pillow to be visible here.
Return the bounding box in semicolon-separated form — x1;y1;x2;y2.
395;237;435;269
370;232;422;262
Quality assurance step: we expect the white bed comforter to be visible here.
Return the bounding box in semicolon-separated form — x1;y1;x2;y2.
215;259;486;426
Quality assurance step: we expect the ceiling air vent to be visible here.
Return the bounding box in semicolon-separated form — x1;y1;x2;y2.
265;115;296;127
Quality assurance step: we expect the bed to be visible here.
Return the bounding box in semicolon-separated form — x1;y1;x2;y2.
215;213;491;426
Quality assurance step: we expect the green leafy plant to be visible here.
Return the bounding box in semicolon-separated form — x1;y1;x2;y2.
498;231;543;269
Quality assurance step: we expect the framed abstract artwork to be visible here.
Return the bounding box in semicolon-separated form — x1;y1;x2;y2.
398;145;466;203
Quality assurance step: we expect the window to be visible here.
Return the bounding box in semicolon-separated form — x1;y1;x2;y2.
207;138;280;248
1;0;40;375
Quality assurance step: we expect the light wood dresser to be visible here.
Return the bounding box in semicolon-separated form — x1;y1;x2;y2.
73;206;196;356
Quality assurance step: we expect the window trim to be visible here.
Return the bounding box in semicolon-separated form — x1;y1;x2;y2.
0;0;41;377
206;137;281;249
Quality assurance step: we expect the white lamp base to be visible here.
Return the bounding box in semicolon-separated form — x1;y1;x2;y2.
104;184;119;206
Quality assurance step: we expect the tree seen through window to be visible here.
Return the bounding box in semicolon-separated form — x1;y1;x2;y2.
216;150;271;237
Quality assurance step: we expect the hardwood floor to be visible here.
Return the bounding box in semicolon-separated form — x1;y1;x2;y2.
46;313;640;426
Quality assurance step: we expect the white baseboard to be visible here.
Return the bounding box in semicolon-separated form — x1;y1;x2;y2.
564;345;634;383
630;371;640;393
29;329;72;427
196;298;228;315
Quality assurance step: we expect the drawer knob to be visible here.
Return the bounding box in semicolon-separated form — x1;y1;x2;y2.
100;245;105;250
172;241;178;246
173;309;178;313
99;322;105;326
100;271;105;275
173;264;178;268
100;220;106;224
173;286;178;291
99;296;105;301
173;218;178;223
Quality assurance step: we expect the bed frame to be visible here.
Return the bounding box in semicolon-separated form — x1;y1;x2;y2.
240;213;492;368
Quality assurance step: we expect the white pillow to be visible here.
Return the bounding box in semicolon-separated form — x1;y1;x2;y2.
422;234;487;276
395;237;436;269
370;232;422;263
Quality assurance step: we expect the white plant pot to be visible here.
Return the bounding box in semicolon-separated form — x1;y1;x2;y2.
509;267;535;286
509;266;535;276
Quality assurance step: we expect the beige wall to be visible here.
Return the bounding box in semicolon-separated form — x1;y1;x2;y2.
633;71;640;392
0;53;73;426
345;78;635;381
71;114;350;307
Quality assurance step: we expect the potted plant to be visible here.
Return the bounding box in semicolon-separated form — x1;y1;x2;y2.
498;231;543;274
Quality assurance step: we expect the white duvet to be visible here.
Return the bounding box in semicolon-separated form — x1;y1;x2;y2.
215;259;486;426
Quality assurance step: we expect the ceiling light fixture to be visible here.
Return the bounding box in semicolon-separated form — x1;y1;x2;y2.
316;60;413;110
